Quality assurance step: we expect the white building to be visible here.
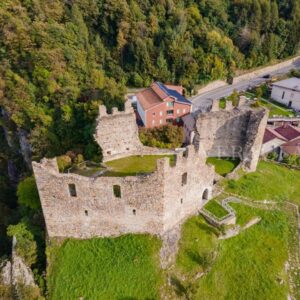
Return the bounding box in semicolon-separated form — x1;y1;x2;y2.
271;77;300;110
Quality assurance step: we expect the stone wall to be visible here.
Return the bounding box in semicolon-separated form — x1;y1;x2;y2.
194;104;268;172
94;100;174;161
32;145;214;239
94;101;143;162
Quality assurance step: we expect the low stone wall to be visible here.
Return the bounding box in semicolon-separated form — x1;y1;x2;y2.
232;56;300;84
196;80;228;95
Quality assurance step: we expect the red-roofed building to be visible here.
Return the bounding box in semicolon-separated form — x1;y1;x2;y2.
261;124;300;158
274;124;300;141
136;82;192;128
261;127;287;155
282;137;300;156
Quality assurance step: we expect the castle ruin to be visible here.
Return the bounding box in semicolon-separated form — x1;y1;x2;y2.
33;98;267;239
33;102;215;238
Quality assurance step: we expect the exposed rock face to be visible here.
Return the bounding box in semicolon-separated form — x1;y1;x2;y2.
11;237;36;287
32;145;215;239
1;260;12;285
17;129;32;169
194;105;268;172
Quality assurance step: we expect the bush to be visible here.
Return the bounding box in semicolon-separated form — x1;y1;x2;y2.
267;152;278;160
17;177;40;210
139;125;184;149
7;222;37;267
283;154;300;166
56;155;72;172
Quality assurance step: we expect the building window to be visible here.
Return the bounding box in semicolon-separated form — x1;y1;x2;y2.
107;151;111;155
180;198;183;204
152;120;155;125
113;185;121;198
160;111;163;116
126;147;130;151
167;110;174;115
166;102;174;107
183;109;186;113
160;119;163;124
166;118;173;124
133;209;136;215
85;210;88;216
68;184;77;197
177;109;180;114
182;173;187;186
282;91;285;99
152;112;156;116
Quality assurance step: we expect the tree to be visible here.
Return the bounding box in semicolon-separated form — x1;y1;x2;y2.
17;177;40;210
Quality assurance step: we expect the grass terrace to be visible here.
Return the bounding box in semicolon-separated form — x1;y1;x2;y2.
104;154;175;177
206;157;240;176
203;200;229;219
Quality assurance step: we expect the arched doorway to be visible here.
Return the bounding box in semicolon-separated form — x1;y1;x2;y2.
202;188;210;201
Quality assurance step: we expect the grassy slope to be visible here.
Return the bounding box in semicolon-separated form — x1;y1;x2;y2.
47;235;162;300
195;203;289;300
176;216;219;275
206;157;240;176
175;202;290;300
225;161;300;205
104;155;175;176
204;200;228;219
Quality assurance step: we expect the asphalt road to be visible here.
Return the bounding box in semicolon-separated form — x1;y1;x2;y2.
191;59;300;112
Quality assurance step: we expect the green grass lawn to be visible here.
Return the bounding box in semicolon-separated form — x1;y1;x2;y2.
176;215;219;275
206;157;240;176
194;203;289;300
104;155;175;176
204;200;229;219
260;99;293;117
47;235;162;300
245;92;295;117
225;161;300;205
174;202;290;299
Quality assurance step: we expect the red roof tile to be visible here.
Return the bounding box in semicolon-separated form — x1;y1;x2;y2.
274;125;300;141
263;127;287;143
282;137;300;155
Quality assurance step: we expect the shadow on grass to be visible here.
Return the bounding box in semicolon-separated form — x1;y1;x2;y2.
197;221;220;237
170;276;187;297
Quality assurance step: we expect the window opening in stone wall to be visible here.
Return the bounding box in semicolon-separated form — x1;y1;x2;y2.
113;185;121;198
133;209;136;215
181;198;183;204
68;183;77;197
107;151;111;155
182;172;187;186
85;210;88;216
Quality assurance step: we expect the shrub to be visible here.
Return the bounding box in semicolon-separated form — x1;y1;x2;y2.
56;155;72;172
17;177;40;210
283;154;300;166
267;152;278;160
7;222;37;267
139;125;184;149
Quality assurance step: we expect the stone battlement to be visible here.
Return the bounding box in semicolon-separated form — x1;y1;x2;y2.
32;145;214;239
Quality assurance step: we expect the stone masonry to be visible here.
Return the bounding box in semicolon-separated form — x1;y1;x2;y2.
32;145;214;238
94;100;173;162
193;100;268;171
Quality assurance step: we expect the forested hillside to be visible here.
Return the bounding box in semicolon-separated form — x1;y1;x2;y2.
0;0;299;159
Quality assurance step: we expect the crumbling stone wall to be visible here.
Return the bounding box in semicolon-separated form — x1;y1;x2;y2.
94;100;174;162
32;145;214;239
94;101;143;162
194;104;268;171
